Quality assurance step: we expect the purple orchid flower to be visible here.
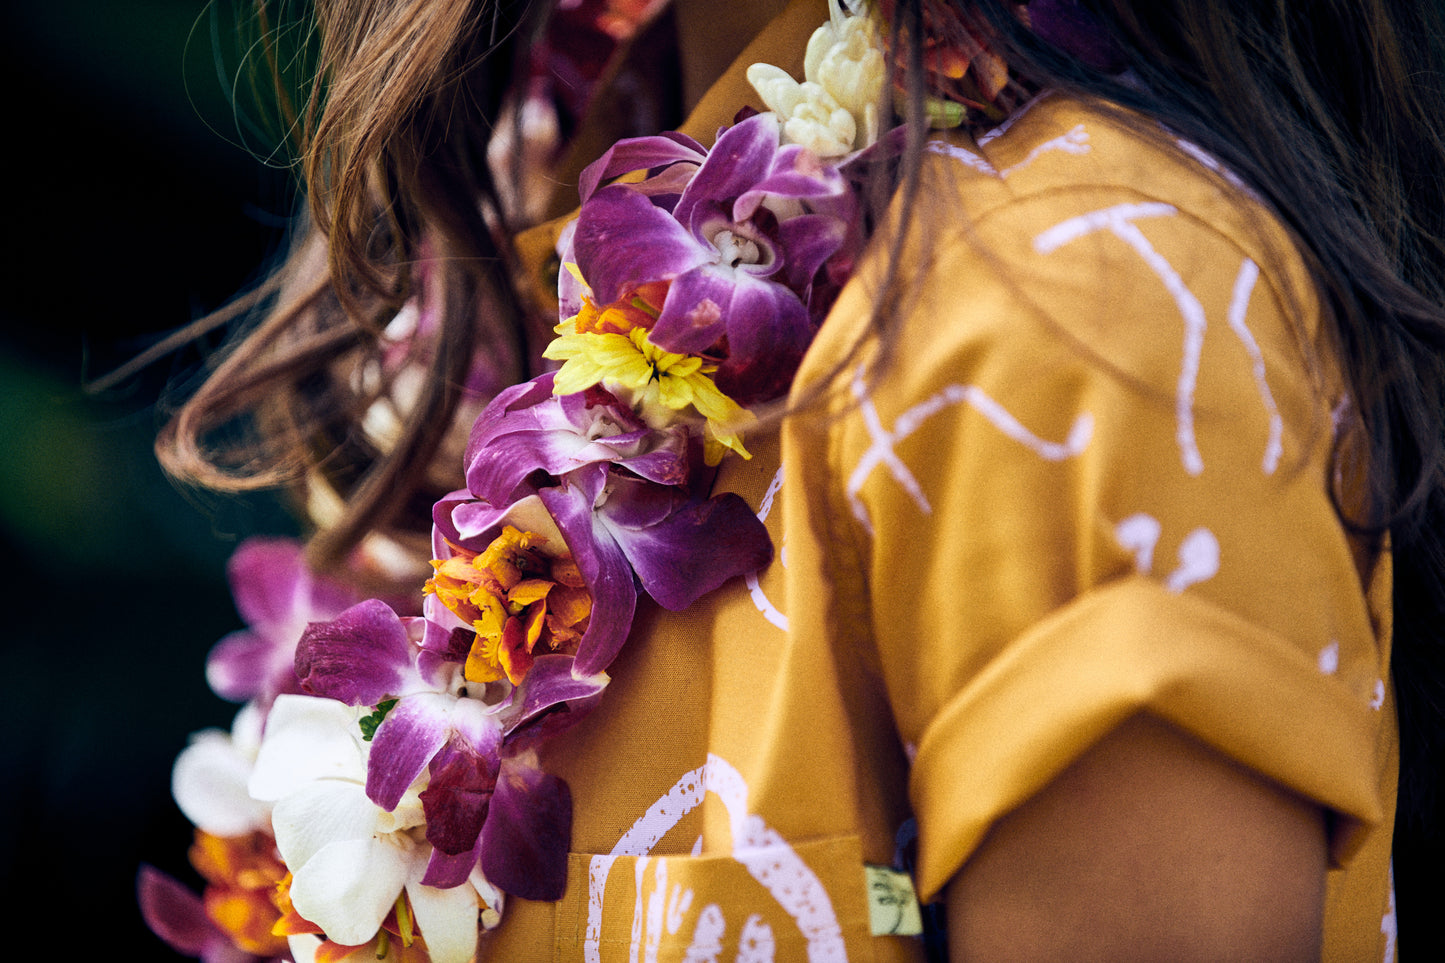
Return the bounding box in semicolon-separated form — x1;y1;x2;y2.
463;372;690;506
295;601;502;859
204;538;362;710
447;459;773;681
293;599;607;899
570;112;853;404
138;866;279;963
448;372;775;680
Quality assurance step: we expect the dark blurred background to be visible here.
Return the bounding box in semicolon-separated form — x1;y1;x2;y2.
2;2;298;954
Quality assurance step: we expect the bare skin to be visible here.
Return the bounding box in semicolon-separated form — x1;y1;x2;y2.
946;714;1327;962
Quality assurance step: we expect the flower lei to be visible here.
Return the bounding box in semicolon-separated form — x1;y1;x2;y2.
139;1;1107;960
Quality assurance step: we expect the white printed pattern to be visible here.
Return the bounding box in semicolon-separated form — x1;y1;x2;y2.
1114;513;1220;593
585;755;846;963
1318;641;1387;716
1036;202;1209;475
926;122;1089;179
976;90;1051;145
1226;259;1284;474
744;468;789;631
1034;202;1285;477
846;369;1094;535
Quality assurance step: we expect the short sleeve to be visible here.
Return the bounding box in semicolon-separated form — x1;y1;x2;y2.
785;174;1390;903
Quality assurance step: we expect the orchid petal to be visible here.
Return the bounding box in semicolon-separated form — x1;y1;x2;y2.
287;835;409;948
421;844;482;890
603;490;774;611
138;866;218;957
653;267;813;403
431;488;479;554
466;380;690;502
418;617;472;684
649;265;740;353
406;874;484;963
673;114;783;236
295;599;421;705
419;737;498;858
578;130;708;204
204;628;299;704
511;655;610;731
366;692;456;812
451;492;567;548
286;934;325;963
249;695;366;801
714;281;815;403
226;539;318;633
421;831;484;889
734;145;848;222
270;779;383;872
626;162;702;202
451;499;519;544
449;694;506;752
777;212;849;290
172;728;270;838
465;374;555;460
478;757;572;901
573;185;710;305
538;484;637;679
207;538;359;706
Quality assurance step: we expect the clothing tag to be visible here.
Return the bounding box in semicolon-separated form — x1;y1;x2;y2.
864;864;924;936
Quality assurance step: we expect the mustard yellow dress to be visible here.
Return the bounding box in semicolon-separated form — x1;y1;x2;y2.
492;4;1398;959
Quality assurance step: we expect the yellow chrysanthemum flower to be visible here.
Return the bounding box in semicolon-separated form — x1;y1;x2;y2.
543;327;754;463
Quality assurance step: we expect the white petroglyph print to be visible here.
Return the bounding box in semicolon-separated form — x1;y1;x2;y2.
1382;862;1397;963
1035;204;1286;478
926;121;1089;179
977;90;1053;145
1034;202;1208;476
1115;513;1163;575
1163;528;1220;593
585;755;846;963
745;467;789;631
1226;258;1284;474
1113;512;1219;593
846;369;1093;534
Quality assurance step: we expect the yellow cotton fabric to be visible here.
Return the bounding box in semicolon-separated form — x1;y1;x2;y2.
486;4;1397;959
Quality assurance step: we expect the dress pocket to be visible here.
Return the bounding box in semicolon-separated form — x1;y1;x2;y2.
551;834;876;962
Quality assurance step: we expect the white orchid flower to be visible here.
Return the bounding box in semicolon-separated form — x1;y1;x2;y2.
171;702;273;837
747;0;885;157
249;694;488;963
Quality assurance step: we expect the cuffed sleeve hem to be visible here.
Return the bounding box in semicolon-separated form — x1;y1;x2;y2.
908;575;1383;902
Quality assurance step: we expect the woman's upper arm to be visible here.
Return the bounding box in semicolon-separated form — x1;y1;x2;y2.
944;712;1327;962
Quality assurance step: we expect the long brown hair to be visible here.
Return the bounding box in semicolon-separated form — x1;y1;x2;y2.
157;0;543;581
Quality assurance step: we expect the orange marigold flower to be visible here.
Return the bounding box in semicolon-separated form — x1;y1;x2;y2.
187;830;289;956
427;526;593;686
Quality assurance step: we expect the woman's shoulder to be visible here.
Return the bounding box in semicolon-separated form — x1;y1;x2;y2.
846;93;1324;393
919;94;1305;285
